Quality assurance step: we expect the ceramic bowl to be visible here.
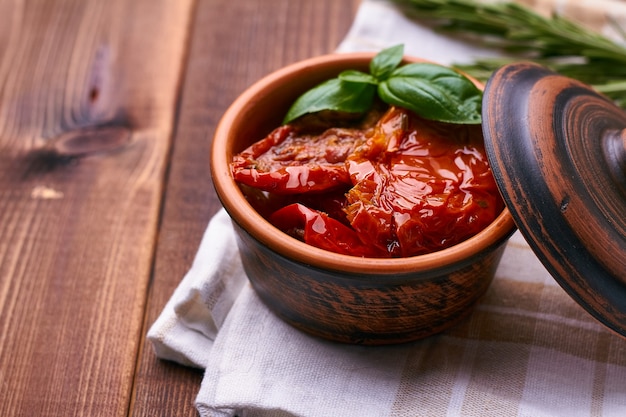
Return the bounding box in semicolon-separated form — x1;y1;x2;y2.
210;52;517;345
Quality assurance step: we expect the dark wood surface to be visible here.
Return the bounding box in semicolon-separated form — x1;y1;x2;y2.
0;1;360;415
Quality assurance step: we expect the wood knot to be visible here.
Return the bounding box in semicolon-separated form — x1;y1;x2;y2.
47;125;131;158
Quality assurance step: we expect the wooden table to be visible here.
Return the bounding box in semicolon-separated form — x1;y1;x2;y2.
0;1;360;415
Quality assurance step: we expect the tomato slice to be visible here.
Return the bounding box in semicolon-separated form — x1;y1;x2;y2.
269;203;379;257
344;107;503;257
231;124;366;194
233;106;504;258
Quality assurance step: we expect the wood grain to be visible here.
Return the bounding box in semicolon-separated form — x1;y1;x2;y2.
130;0;361;415
0;0;361;415
0;0;193;416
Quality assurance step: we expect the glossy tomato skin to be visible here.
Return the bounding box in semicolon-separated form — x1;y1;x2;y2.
231;124;365;194
344;107;503;257
232;107;504;258
269;203;379;257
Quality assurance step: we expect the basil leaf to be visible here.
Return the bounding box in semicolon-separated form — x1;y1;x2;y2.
369;44;404;80
283;45;483;125
283;78;376;124
378;63;483;124
339;70;379;85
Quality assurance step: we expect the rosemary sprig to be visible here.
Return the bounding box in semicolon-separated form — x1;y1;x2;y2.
393;0;626;107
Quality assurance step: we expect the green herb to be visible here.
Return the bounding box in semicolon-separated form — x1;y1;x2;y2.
393;0;626;108
283;44;483;125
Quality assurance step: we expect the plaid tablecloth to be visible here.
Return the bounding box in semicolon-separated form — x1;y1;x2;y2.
149;1;626;416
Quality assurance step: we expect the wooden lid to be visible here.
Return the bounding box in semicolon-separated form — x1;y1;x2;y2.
482;62;626;337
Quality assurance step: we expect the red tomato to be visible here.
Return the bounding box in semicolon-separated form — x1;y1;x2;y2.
232;106;503;258
269;203;379;257
231;124;366;194
344;107;503;256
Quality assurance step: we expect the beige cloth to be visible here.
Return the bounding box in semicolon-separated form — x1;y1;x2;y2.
148;1;626;416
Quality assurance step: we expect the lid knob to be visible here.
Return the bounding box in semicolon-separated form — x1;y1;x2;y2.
603;128;626;190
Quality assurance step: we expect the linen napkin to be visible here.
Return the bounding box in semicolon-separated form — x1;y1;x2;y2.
148;1;626;416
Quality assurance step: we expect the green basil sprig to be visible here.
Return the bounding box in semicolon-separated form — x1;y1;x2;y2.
283;44;483;125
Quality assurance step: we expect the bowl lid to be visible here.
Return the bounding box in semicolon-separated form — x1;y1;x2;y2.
482;62;626;337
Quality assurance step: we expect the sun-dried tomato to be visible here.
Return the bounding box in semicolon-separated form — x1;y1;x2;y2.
231;124;366;194
231;106;503;257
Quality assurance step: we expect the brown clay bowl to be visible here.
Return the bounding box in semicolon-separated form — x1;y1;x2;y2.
210;52;517;345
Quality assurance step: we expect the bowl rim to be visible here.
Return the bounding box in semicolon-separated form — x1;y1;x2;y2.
211;52;517;275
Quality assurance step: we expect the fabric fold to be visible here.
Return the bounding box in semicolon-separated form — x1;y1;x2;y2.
148;209;246;369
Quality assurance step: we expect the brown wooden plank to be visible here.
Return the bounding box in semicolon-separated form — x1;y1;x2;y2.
0;1;193;416
131;0;362;415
